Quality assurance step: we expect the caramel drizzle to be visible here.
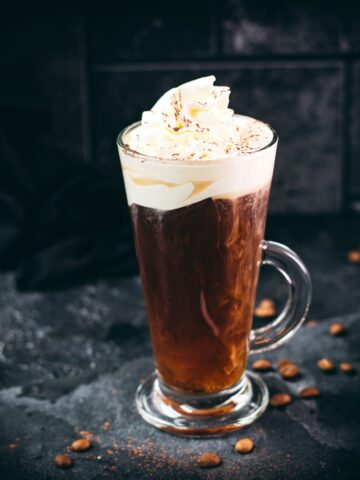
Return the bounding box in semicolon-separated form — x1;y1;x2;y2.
124;169;212;200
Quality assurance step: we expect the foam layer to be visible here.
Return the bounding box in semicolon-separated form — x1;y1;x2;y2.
118;115;277;211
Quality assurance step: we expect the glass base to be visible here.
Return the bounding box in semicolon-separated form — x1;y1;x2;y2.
135;370;269;436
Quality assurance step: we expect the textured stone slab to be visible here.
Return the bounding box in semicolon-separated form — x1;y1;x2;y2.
222;0;351;55
88;0;216;63
92;63;343;213
0;308;359;479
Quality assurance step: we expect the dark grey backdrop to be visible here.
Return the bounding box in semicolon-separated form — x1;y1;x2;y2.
1;1;359;216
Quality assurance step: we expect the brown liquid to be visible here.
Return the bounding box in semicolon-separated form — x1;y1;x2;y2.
130;186;270;394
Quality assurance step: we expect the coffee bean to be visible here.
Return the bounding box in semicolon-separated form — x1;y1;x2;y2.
270;393;292;407
339;362;353;373
235;438;254;454
279;363;300;379
299;387;321;398
276;358;292;369
251;359;272;371
347;250;360;263
197;452;222;468
317;358;335;372
329;323;345;336
54;454;72;469
306;319;317;327
71;438;91;452
254;299;276;317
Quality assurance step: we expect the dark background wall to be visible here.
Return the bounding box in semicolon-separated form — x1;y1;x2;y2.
0;1;359;287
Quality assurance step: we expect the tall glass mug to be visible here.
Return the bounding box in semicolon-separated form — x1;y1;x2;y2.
117;115;311;436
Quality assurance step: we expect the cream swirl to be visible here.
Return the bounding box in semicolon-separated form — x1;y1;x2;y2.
126;76;242;160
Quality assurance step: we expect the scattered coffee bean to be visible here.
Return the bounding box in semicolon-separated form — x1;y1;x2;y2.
306;319;317;327
279;363;300;379
71;438;91;452
251;359;272;371
259;299;274;308
299;387;321;398
276;358;292;369
197;452;222;469
54;454;73;469
235;438;254;454
347;250;360;263
339;362;353;373
270;393;292;407
254;299;276;317
317;358;335;372
329;323;345;336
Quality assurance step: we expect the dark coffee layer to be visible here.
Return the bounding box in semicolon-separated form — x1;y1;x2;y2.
130;186;270;394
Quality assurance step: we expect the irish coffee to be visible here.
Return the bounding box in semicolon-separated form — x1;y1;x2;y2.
130;186;270;394
117;75;311;435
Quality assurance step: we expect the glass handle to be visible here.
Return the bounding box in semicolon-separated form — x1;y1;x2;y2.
250;240;312;354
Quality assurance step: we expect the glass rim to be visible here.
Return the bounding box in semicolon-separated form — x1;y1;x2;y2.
117;114;278;165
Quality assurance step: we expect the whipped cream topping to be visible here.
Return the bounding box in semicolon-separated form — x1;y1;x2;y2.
118;76;278;211
126;76;273;160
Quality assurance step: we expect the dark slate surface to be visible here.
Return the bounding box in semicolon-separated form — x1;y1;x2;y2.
88;0;216;63
221;0;356;55
92;64;343;213
0;216;360;479
350;63;360;198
